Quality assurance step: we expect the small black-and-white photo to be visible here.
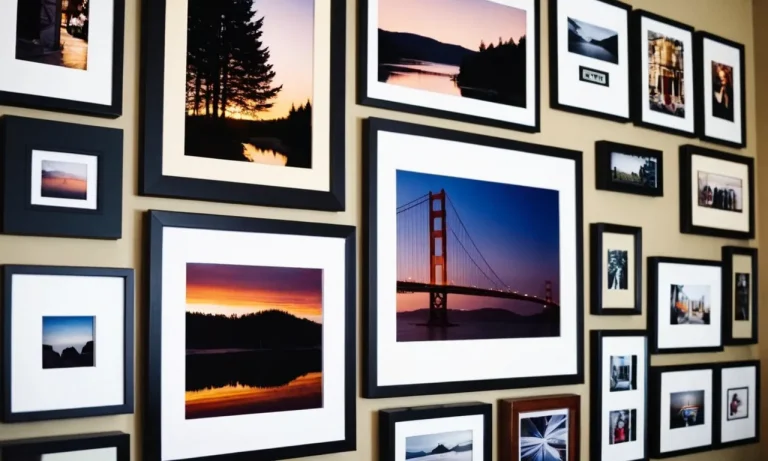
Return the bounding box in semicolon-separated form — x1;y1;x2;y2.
735;273;750;321
607;249;628;290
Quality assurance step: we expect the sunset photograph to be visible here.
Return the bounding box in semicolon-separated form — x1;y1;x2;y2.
40;159;88;201
42;315;94;369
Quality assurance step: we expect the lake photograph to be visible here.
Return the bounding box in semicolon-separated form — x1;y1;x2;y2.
40;159;88;200
567;17;619;64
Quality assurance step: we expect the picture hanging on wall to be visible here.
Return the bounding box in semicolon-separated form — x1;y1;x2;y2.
358;0;540;132
549;0;631;123
595;141;663;197
0;432;130;461
145;210;356;461
590;223;642;315
721;246;758;345
140;0;346;211
715;361;760;449
0;0;124;117
363;117;583;398
679;144;755;240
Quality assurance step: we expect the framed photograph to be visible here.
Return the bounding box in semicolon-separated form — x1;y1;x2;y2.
721;246;758;345
363;117;583;398
0;116;123;240
0;432;129;461
590;224;642;315
140;0;346;211
650;364;714;458
549;0;631;123
499;394;580;461
2;265;134;422
379;402;491;461
647;257;723;354
145;210;356;460
358;0;540;132
595;141;663;197
630;10;696;138
590;330;648;461
679;144;755;240
715;360;760;448
694;32;746;148
0;0;124;117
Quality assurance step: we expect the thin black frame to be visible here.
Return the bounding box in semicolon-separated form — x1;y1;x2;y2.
0;432;130;460
679;144;755;240
694;31;747;149
140;0;346;211
721;246;758;345
646;256;723;354
0;115;123;239
2;265;135;422
363;117;584;398
595;141;663;197
590;223;642;315
357;0;541;133
379;402;492;461
629;10;697;138
714;360;760;449
0;0;124;118
548;0;632;124
589;330;649;461
145;210;356;461
649;363;715;459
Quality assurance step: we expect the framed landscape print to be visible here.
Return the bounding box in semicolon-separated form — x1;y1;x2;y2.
0;0;124;117
590;224;642;315
0;432;130;461
141;0;346;211
630;10;696;137
679;144;755;240
647;257;723;354
549;0;631;123
363;117;583;398
694;31;746;148
379;402;491;461
358;0;540;132
145;210;355;460
0;116;123;240
595;141;663;197
715;361;760;449
722;246;758;345
590;330;648;461
2;265;134;422
499;394;580;461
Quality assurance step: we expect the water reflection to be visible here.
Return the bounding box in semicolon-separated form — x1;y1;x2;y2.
380;60;461;96
241;143;288;166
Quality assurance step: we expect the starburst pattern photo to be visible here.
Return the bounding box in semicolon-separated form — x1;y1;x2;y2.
519;413;568;461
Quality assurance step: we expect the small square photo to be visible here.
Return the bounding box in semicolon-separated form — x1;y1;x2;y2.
670;285;710;325
42;315;95;369
726;387;748;421
669;390;705;429
609;355;637;392
405;429;473;460
609;409;636;444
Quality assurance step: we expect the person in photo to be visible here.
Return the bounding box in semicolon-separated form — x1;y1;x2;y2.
712;61;734;122
735;273;749;321
607;249;628;290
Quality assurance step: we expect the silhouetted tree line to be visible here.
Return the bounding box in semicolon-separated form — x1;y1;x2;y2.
456;36;527;108
186;310;321;350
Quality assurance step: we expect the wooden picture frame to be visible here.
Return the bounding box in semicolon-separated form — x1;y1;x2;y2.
0;432;130;461
590;223;642;315
721;246;758;345
595;141;663;197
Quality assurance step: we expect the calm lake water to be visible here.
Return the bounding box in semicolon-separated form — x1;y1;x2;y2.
380;60;461;96
397;318;558;342
241;143;288;166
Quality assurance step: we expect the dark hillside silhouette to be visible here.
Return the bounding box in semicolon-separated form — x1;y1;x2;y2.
42;341;94;369
186;310;321;350
455;36;527;107
378;29;475;66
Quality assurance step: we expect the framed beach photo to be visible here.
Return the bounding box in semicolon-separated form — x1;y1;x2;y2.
358;0;540;132
140;0;346;210
145;210;356;461
590;223;642;315
549;0;631;123
0;432;130;461
715;361;760;449
363;117;583;398
721;246;758;345
595;141;663;197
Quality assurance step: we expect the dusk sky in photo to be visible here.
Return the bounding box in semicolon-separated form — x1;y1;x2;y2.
42;316;94;354
406;430;472;453
42;160;87;180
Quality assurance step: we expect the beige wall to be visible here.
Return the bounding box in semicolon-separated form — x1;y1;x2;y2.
0;0;761;459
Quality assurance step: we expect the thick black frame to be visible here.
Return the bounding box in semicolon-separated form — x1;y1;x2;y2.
589;330;649;461
357;0;541;133
140;0;346;211
379;402;492;461
595;141;663;197
721;246;758;345
646;256;724;354
0;115;123;239
548;0;632;123
2;265;135;422
363;117;584;398
0;0;124;118
649;363;715;458
590;223;642;315
679;144;755;240
714;360;760;449
145;210;356;461
694;31;747;149
0;432;130;460
629;10;697;138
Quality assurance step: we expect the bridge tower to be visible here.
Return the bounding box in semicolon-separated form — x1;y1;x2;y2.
428;189;449;326
545;281;552;304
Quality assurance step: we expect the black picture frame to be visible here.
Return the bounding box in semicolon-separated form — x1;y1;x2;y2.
0;116;123;239
714;360;760;449
721;246;758;345
2;265;134;422
590;223;642;315
0;432;130;461
0;0;125;118
145;210;356;461
140;0;346;211
595;141;663;197
379;402;492;461
679;144;755;240
357;0;541;133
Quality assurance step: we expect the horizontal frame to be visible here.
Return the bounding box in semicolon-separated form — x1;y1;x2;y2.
590;223;642;315
721;246;758;345
0;432;130;460
714;360;760;449
595;141;663;197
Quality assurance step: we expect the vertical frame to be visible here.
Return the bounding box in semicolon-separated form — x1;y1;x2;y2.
721;246;758;345
590;223;642;315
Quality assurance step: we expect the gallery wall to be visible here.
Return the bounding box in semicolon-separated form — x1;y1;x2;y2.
0;0;761;460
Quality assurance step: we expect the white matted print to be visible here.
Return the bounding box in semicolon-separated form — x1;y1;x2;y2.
690;154;750;234
720;364;758;444
42;448;118;461
395;414;484;461
657;367;713;455
30;150;98;210
699;34;745;147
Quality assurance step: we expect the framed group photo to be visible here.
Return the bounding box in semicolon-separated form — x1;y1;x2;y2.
590;223;642;315
721;246;758;345
715;361;760;449
595;141;663;197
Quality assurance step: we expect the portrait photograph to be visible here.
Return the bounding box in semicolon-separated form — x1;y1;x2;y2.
609;409;636;444
717;361;759;448
42;315;95;369
735;273;750;320
722;246;758;345
590;223;642;315
669;284;710;325
607;249;628;290
669;390;705;429
726;387;748;421
499;395;579;461
711;62;734;122
595;141;663;197
405;429;473;460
